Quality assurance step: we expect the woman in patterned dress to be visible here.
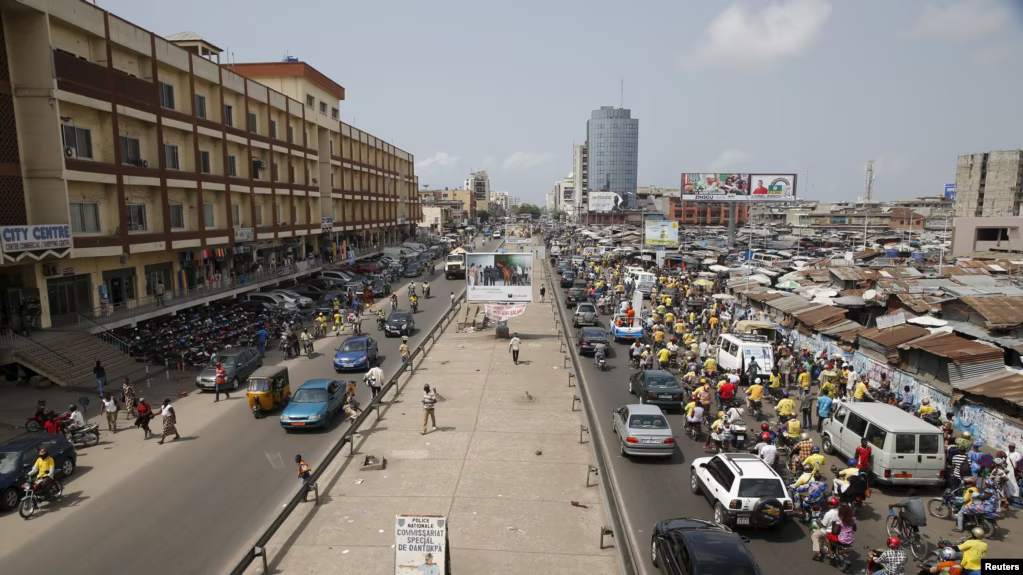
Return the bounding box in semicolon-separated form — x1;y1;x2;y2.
158;399;180;444
121;376;137;420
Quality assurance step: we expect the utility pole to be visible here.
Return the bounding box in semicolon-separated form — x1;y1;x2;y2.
865;159;875;202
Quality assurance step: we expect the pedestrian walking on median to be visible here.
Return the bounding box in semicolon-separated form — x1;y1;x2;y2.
422;384;437;435
158;398;180;444
94;360;106;397
135;398;154;439
365;365;384;399
540;284;546;303
102;393;118;433
509;333;522;365
295;455;312;482
121;376;137;419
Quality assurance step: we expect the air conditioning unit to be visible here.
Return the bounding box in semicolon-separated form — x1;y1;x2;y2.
42;263;59;277
311;178;318;184
259;160;267;169
140;159;149;168
64;146;75;158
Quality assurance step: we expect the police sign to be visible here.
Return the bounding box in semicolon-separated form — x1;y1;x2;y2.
0;225;72;253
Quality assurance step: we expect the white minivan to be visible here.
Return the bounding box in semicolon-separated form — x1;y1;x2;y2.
821;402;945;486
715;333;774;373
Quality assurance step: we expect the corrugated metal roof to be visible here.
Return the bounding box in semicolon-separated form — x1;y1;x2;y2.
955;370;1023;405
957;295;1023;328
829;268;878;282
878;267;923;278
899;332;1004;364
858;325;930;347
794;305;849;329
767;296;819;314
952;275;1002;286
747;292;785;303
943;320;1023;351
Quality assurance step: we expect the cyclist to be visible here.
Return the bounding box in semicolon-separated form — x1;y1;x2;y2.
889;489;927;536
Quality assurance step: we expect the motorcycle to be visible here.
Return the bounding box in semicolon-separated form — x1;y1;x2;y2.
749;399;763;421
377;317;386;331
730;421;748;450
920;412;943;427
424;285;431;298
18;476;63;519
303;340;314;358
391;298;398;311
927;487;963;520
410;300;418;314
25;413;46;433
64;421;100;447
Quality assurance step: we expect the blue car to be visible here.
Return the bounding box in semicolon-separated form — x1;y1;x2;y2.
0;434;77;511
333;335;379;372
280;379;347;430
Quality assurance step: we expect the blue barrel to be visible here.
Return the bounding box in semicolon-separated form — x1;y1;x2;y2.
912;251;925;262
885;248;898;257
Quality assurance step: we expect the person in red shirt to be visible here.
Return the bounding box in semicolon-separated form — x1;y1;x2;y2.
43;415;60;435
719;380;736;410
753;180;769;195
855;438;872;483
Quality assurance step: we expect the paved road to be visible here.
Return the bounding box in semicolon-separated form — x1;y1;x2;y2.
0;238;502;575
548;248;1013;575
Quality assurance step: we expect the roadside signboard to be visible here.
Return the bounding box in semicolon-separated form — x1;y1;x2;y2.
644;221;679;247
394;514;447;575
465;252;533;303
505;224;532;244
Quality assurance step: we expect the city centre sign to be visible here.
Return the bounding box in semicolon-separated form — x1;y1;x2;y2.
0;224;72;253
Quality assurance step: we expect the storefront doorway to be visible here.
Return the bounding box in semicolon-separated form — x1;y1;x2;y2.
101;268;137;308
47;274;93;326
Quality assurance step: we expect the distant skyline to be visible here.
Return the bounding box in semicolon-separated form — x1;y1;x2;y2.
99;0;1023;206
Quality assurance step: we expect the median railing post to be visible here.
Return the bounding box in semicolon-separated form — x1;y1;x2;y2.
599;526;614;549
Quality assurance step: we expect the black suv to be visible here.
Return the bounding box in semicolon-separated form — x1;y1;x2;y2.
560;271;576;288
650;518;762;575
577;327;608;356
566;287;588;308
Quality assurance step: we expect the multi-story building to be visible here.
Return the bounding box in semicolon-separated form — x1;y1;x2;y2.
545;192;555;212
669;198;748;226
587;106;638;208
553;175;575;217
0;1;419;328
954;150;1023;217
572;144;589;213
433;189;475;221
491;191;509;212
464;170;490;202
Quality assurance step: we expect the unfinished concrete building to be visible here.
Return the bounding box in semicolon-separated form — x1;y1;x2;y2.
954;150;1023;217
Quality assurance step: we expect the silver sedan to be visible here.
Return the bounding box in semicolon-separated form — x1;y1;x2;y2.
611;404;675;458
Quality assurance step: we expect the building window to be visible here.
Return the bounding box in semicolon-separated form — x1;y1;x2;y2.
69;202;100;233
227;155;237;177
329;140;333;155
223;104;233;127
199;151;211;174
126;204;147;232
319;101;327;114
287;125;294;143
232;203;240;225
330;172;335;187
270;120;277;138
61;125;93;159
306;94;314;107
169;203;185;229
194;94;207;119
976;228;1009;241
164;144;179;170
158;82;175;109
331;107;339;120
119;136;142;166
272;163;279;182
276;204;283;224
254;205;263;226
248;112;258;133
203;203;214;228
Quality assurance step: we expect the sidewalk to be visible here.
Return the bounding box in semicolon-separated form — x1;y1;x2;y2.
244;258;621;574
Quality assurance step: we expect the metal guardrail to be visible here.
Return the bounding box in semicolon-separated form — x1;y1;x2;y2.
543;257;638;575
0;331;75;380
76;314;133;356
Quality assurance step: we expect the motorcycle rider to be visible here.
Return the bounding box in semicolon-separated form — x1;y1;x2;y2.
376;308;387;330
67;404;86;431
869;537;907;575
956;527;988;575
594;341;607;367
423;281;431;297
28;447;57;498
810;496;842;561
352;311;363;335
927;547;962;575
390;293;399;310
803;446;826;475
408;281;417;297
300;328;313;355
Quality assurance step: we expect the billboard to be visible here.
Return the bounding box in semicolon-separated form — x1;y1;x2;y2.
644;221;679;247
465;252;534;303
944;184;956;201
504;224;532;244
0;224;72;253
681;173;796;201
588;191;621;213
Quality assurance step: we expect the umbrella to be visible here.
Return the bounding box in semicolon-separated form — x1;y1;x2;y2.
776;280;801;290
694;279;715;287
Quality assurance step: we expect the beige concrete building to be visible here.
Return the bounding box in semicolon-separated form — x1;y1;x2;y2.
954;150;1023;217
950;216;1023;256
0;0;420;328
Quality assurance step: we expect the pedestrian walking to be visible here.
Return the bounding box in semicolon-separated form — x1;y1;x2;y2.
135;398;154;439
421;384;437;435
154;280;166;306
158;398;180;444
214;361;230;402
540;284;546;303
121;376;137;419
365;365;384;399
450;292;456;307
509;333;522;364
816;391;833;434
296;455;312;482
94;360;106;397
800;393;813;430
101;393;118;433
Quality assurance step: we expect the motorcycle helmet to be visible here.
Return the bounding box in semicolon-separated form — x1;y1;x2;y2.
718;411;725;419
800;433;809;441
755;378;761;384
782;390;789;397
761;423;770;432
216;362;223;367
38;448;48;457
971;527;985;539
848;458;857;467
761;432;771;442
827;496;840;507
812;446;821;454
401;336;409;342
962;431;972;439
973;440;983;448
886;536;901;549
940;547;956;561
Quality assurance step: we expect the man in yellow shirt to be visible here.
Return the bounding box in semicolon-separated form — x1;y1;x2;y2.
704;357;717;374
917;399;937;417
797;369;812;396
653;329;666;345
958;529;988;572
709;316;719;330
29;447;57;497
776;392;796;418
664;297;673;308
785;418;802;440
674;321;686;335
853;378;869;401
746;379;764;413
803;447;825;474
656;347;671;368
684;332;694;346
664;311;675;325
769;372;782;388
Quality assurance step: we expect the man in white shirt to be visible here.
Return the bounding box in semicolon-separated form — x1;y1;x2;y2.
67;405;86;431
698;340;709;360
845;369;857;400
811;498;841;560
757;439;778;467
365;366;385;399
509;334;522;365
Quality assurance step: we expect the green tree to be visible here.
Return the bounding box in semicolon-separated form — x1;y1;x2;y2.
550;209;567;221
514;203;542;219
477;210;490;223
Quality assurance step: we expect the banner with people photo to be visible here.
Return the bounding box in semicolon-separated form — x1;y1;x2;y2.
465;252;534;303
504;224;532;244
681;173;796;201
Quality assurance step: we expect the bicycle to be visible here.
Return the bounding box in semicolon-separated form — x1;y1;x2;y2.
886;507;926;559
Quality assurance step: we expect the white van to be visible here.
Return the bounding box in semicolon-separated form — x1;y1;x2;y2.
821;402;945;486
715;334;774;373
749;252;784;265
625;266;645;278
550;245;562;256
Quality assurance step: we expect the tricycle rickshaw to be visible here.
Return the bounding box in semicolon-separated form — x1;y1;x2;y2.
247;366;291;418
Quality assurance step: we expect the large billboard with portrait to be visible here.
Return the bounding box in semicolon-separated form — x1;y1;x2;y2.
681;173;796;201
465;252;534;303
504;224;532;244
644;221;679;247
588;191;621;213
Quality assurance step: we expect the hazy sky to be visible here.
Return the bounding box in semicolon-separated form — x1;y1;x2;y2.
100;0;1023;205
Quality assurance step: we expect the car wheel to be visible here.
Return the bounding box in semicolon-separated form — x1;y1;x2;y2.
714;503;728;526
61;458;75;477
690;472;702;495
821;435;834;455
231;377;240;391
1;487;19;510
650;538;659;568
620;442;628;458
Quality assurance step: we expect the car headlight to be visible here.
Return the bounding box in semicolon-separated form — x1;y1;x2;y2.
402;324;407;329
195;377;202;384
280;415;290;421
355;356;367;364
308;414;322;420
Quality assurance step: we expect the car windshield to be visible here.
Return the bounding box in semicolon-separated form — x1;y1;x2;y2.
389;313;409;322
737;478;785;498
0;451;20;474
628;414;668;429
645;373;678;389
292;388;328;403
247;379;271;392
339;340;367;352
582;329;605;340
570;289;586;296
577;304;595;313
211;354;238;366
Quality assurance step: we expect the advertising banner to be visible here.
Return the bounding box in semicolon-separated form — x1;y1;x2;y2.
588;191;621;213
395;515;447;575
644;221;679;246
944;184;956;201
504;224;532;244
465;252;533;303
680;173;796;201
484;304;527;320
0;224;72;253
